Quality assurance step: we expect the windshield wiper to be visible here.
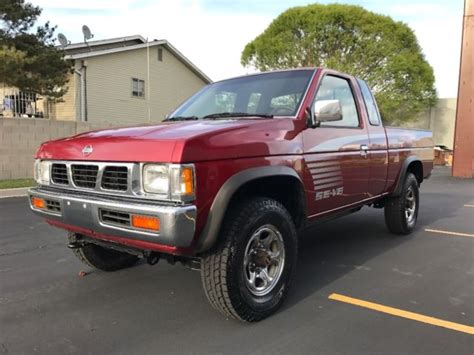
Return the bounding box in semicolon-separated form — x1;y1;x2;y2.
163;116;199;121
201;112;274;119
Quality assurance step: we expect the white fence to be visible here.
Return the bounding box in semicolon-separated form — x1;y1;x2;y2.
1;87;49;119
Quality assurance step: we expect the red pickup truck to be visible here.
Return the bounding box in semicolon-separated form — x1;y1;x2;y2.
29;68;433;321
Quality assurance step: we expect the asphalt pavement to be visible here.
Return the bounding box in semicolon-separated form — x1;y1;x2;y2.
1;167;473;354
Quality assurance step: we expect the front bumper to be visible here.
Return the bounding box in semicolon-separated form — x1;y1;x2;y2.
28;187;196;249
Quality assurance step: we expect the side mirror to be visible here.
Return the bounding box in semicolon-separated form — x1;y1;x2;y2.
308;99;343;128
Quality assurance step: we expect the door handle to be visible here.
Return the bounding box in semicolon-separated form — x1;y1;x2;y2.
360;144;369;158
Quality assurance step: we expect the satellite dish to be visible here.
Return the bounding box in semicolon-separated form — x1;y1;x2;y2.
82;25;94;41
57;33;70;48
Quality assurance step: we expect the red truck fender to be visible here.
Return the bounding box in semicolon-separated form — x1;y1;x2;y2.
391;156;424;197
195;166;305;253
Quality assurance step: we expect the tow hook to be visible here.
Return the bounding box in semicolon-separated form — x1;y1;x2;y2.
67;241;85;249
146;253;160;265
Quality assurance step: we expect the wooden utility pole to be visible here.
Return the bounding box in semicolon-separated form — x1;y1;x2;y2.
452;0;474;178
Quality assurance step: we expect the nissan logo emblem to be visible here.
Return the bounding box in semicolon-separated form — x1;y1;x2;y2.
82;145;93;156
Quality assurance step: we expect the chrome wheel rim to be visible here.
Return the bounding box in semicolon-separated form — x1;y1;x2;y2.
405;186;416;224
243;224;285;297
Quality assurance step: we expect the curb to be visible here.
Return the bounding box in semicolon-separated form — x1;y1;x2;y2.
0;187;31;199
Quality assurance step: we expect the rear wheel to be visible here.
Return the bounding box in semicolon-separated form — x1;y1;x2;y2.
68;233;139;271
384;173;419;235
201;197;298;322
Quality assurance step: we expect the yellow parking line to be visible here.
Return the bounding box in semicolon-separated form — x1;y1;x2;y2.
464;204;474;208
329;293;474;335
425;228;474;238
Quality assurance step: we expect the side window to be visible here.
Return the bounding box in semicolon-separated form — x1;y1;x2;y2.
357;79;381;125
315;75;359;127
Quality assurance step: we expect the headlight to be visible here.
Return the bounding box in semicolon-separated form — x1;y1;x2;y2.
34;160;51;185
143;164;169;194
143;164;195;201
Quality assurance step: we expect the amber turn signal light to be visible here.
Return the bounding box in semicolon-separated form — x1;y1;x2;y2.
131;214;160;231
181;167;194;195
31;197;46;209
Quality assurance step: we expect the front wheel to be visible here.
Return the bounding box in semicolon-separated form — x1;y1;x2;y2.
201;197;298;322
384;173;420;235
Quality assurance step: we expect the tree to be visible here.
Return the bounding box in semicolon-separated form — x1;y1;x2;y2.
0;0;70;101
241;4;437;124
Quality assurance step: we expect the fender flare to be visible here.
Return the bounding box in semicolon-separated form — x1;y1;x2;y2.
392;156;422;196
195;166;303;253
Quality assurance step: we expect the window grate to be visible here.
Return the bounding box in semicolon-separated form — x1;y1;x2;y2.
132;78;145;98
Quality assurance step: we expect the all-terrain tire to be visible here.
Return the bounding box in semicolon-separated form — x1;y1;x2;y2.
384;173;420;235
201;197;298;322
68;233;139;271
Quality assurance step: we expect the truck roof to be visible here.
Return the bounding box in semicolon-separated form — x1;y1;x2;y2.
213;67;318;84
211;67;362;85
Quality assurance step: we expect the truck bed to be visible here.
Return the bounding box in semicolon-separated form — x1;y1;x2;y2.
385;126;434;191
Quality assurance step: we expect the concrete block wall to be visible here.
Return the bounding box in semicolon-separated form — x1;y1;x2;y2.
401;98;457;149
0;118;121;180
0;99;458;180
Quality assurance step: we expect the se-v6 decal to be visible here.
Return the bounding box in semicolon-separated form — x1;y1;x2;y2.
315;187;344;201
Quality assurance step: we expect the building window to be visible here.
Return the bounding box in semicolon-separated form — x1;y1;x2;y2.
132;78;145;98
157;48;163;61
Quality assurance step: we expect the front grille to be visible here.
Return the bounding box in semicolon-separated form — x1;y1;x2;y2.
101;166;128;191
49;162;133;194
51;164;68;185
45;199;61;212
71;165;98;188
100;209;131;227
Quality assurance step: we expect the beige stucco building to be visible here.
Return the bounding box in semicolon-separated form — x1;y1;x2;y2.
38;35;210;124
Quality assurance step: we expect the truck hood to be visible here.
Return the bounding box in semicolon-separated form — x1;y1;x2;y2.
36;119;303;163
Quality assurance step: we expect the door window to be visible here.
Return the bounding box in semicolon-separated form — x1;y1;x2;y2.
315;75;359;127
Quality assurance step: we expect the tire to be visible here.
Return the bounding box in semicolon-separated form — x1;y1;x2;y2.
68;233;139;271
384;173;420;235
201;197;298;322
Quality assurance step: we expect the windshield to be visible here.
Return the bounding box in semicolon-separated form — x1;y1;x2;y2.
168;70;314;120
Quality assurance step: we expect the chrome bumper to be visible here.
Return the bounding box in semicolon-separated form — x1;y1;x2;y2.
27;187;196;248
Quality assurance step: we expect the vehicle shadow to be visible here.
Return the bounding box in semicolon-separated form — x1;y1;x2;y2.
416;191;474;227
282;186;470;312
283;208;401;310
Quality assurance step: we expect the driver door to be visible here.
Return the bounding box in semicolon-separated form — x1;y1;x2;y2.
303;74;370;217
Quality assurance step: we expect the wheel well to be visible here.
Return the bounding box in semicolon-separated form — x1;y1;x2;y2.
407;160;423;184
229;176;306;230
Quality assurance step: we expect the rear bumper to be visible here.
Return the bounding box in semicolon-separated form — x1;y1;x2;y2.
28;187;197;249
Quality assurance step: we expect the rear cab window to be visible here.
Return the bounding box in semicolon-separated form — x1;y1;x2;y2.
357;79;381;126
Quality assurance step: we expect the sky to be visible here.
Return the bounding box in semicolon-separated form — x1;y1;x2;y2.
34;0;464;98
